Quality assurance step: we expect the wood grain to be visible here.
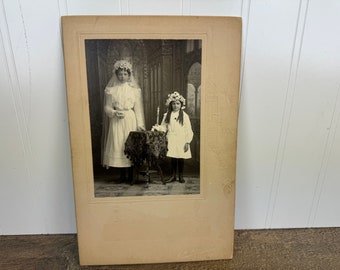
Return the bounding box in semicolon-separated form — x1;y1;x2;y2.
1;228;340;269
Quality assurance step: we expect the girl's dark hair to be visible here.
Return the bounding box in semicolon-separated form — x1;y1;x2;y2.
164;101;184;126
115;67;131;76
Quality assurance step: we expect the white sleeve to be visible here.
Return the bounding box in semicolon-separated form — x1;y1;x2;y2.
184;112;194;143
104;88;114;116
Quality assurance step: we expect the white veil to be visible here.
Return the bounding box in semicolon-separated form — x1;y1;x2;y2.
105;59;139;88
105;70;139;88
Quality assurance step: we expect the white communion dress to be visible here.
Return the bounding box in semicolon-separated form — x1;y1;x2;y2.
161;111;194;159
103;82;145;167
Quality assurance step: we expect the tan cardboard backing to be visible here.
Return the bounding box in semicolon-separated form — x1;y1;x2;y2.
62;16;241;266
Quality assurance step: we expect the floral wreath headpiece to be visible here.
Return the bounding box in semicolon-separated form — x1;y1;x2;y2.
113;60;132;72
165;91;186;109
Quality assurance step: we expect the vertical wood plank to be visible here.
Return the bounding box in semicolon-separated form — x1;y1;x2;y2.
0;0;42;234
182;0;191;15
128;0;183;15
308;85;340;226
265;0;309;228
238;0;251;107
308;0;340;227
313;106;340;227
57;0;68;16
271;0;340;228
120;0;130;15
190;0;242;16
191;0;242;16
234;0;250;229
1;0;76;234
235;1;301;229
67;0;121;15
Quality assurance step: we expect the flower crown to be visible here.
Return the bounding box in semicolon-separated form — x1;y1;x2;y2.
113;60;132;72
165;91;186;109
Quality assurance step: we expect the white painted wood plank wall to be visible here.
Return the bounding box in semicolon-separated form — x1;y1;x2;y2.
0;0;339;234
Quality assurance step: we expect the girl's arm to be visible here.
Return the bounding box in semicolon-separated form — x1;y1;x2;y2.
104;89;115;118
184;112;194;143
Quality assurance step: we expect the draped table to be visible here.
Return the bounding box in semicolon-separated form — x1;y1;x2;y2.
124;130;168;185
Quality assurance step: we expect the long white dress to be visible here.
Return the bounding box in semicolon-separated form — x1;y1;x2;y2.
103;82;145;167
161;111;194;159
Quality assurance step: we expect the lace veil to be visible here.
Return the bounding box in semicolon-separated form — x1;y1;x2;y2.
105;60;139;88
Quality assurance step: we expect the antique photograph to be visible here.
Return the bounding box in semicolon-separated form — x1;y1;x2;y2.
63;16;240;264
85;39;202;197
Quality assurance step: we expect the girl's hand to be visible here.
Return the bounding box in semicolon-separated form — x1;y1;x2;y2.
115;111;125;119
106;109;115;118
184;143;190;152
137;126;145;131
151;124;167;132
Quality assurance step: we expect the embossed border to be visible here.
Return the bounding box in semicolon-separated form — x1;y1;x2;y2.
62;16;241;266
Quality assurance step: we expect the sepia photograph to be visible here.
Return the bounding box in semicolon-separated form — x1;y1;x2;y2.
85;39;202;197
62;16;240;265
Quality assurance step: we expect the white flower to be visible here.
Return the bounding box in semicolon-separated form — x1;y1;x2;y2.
165;91;186;108
113;60;132;72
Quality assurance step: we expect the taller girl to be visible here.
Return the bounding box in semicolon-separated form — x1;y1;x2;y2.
102;60;145;183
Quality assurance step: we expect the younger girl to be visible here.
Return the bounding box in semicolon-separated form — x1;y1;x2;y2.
160;91;194;183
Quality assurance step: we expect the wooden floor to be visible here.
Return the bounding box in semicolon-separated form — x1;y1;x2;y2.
1;228;339;269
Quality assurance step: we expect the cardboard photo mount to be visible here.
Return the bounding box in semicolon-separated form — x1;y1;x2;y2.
62;16;241;266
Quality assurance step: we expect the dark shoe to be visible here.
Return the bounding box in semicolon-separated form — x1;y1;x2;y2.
178;175;185;183
118;168;127;183
118;176;127;184
166;175;177;183
128;167;134;185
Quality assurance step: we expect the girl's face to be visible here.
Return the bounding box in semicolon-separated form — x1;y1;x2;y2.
171;100;181;112
117;70;130;83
